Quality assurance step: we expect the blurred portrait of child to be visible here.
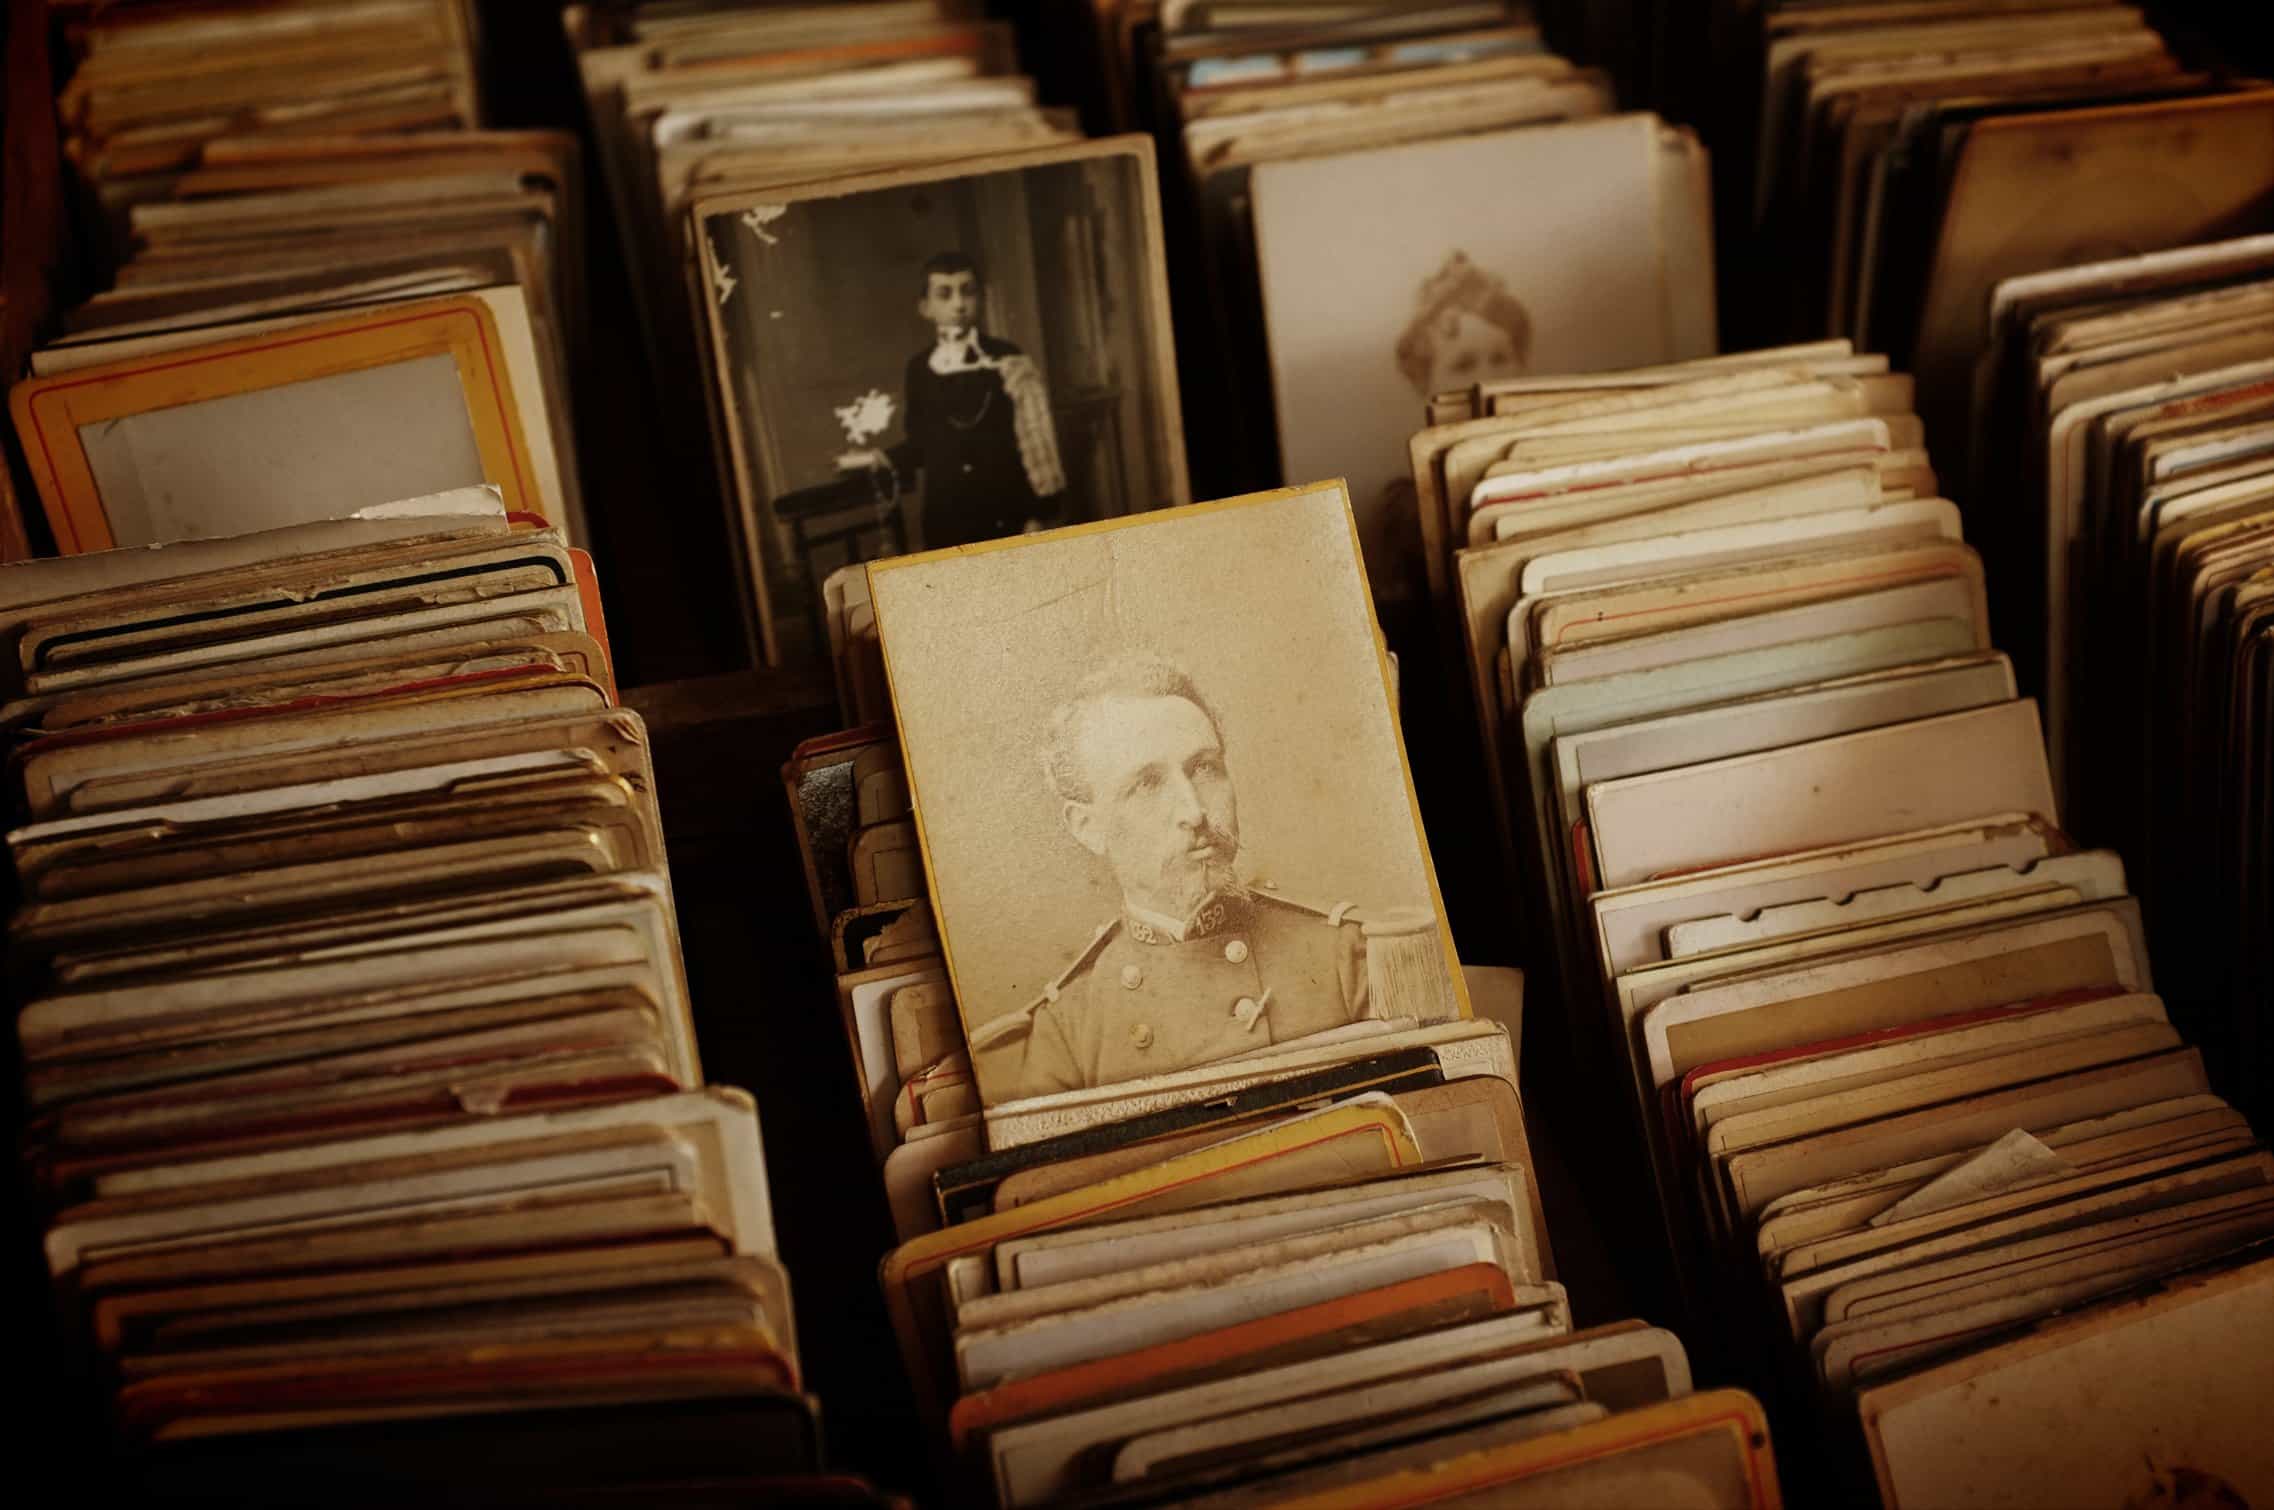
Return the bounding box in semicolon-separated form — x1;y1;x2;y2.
837;250;1068;549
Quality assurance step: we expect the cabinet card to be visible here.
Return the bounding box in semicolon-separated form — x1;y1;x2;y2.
868;482;1465;1110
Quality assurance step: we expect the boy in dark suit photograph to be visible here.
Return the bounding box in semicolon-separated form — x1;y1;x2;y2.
836;251;1067;549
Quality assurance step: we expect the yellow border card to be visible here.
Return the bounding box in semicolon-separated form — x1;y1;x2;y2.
866;480;1471;1112
10;296;539;555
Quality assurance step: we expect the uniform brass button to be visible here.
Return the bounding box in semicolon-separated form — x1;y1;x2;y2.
1131;1023;1153;1050
1223;938;1250;964
961;463;974;474
1119;963;1144;989
1233;996;1261;1026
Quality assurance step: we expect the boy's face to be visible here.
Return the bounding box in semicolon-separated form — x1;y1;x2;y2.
918;270;982;338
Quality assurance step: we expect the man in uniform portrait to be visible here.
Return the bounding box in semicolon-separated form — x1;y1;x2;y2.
991;651;1387;1099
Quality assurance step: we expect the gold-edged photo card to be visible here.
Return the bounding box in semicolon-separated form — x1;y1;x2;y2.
693;135;1188;665
867;480;1467;1110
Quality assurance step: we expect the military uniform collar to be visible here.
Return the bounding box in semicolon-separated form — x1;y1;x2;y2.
1124;888;1249;945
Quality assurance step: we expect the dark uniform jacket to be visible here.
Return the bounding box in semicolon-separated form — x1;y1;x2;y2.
885;334;1061;550
1008;885;1371;1100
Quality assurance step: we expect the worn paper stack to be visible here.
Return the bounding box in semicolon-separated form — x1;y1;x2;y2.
1405;343;2274;1507
53;0;484;233
786;479;1780;1506
1968;235;2274;1135
2;2;589;559
0;494;852;1500
1720;0;2274;437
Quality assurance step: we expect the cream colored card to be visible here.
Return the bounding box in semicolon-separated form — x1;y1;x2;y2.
866;483;1465;1111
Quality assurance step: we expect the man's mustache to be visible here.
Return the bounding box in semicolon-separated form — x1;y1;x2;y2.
1176;824;1236;860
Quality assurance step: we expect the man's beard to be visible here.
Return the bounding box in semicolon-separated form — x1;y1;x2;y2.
1157;828;1237;916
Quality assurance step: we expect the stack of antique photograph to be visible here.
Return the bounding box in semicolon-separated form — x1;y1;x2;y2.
1;0;2269;1506
12;0;591;553
794;478;1767;1505
0;493;836;1501
1407;332;2272;1504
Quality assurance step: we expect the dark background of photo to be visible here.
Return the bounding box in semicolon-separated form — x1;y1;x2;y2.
704;151;1175;662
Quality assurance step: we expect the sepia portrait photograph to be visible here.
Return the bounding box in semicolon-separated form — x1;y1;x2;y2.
694;137;1186;665
1248;112;1707;597
867;482;1467;1109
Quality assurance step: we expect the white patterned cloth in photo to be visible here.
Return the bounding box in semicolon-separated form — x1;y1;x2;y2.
997;354;1066;499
